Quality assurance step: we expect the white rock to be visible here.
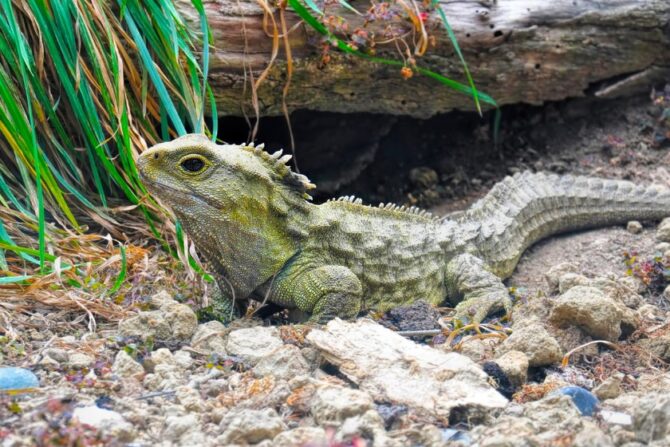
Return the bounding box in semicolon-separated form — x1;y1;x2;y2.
627;221;643;234
164;414;205;445
545;262;579;292
306;319;507;421
311;384;374;424
494;350;529;387
664;285;670;302
191;321;227;354
150;348;176;367
253;344;310;381
68;352;95;369
226;327;283;366
72;406;134;441
118;311;171;340
601;409;633;427
44;348;69;363
499;322;563;367
633;392;670;443
161;301;198;340
558;273;590;293
218;408;286;444
273;427;328;447
550;286;638;341
655;242;670;253
657;218;670;242
174;350;193;370
149;290;175;308
176;386;205;412
594;374;624;400
112;350;144;379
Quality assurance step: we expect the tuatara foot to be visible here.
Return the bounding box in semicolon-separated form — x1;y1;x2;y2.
452;288;513;328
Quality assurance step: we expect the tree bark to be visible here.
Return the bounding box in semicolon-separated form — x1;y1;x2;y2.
176;0;670;118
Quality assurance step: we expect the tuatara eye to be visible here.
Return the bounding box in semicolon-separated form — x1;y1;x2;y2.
180;156;206;173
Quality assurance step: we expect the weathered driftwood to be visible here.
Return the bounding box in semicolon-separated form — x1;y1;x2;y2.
176;0;670;117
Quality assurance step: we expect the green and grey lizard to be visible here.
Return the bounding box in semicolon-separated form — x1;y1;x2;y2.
137;134;670;324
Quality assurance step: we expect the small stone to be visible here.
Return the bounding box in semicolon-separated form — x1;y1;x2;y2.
72;406;134;441
44;348;69;363
311;384;374;424
161;302;198;340
118;311;171;341
655;242;670;253
174;350;193;370
226;327;283;366
499;322;563;367
545;262;579;292
218;408;286;444
551;386;599;416
549;286;637;341
68;352;95;369
572;421;613;447
191;321;227;354
457;337;497;363
558;273;590;293
149;290;175;308
633;392;670;443
0;367;39;391
617;275;647;295
664;285;670;302
176;386;205;412
638;304;662;321
253;344;310;381
164;414;205;445
627;221;643;234
637;334;670;362
409;167;439;189
656;218;670;242
593;374;624;400
273;427;328;447
112;350;144;379
600;409;633;427
494;350;529;387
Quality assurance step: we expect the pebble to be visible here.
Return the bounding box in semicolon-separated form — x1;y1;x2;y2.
552;386;599;416
0;367;39;391
68;352;95;369
226;327;283;366
498;322;563;367
494;350;529;387
112;350;145;379
656;217;670;242
310;384;374;424
626;221;643;234
600;409;632;427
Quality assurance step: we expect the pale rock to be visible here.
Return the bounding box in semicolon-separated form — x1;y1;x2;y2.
591;277;643;309
633;392;670;443
273;427;328;447
253;344;310;381
655;242;670;253
545;262;579;292
150;348;176;367
149;290;175;308
656;218;670;242
627;221;643;234
310;384;374;424
457;337;498;363
638;304;662;321
174;350;193;370
191;321;227;354
499;322;563;367
550;286;638;341
118;310;171;341
664;285;670;302
306;319;507;421
573;420;614;447
558;273;590;293
601;409;633;427
160;301;198;340
226;327;283;366
594;373;624;400
637;334;670;362
112;350;144;379
618;275;647;295
336;410;397;446
494;350;529;387
72;406;134;442
68;352;95;369
176;385;205;412
44;348;69;363
164;414;206;446
218;408;286;444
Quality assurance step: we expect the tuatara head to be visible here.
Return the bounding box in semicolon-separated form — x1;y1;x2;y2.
136;134;315;296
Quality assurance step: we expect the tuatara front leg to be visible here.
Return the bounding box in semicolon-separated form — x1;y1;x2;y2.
208;275;246;323
446;254;513;327
272;264;363;324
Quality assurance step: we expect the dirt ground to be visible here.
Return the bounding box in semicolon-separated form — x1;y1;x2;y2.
1;89;669;446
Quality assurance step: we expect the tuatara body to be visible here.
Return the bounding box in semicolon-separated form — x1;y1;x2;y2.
137;134;670;324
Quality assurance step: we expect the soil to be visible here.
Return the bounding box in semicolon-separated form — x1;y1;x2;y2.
1;89;670;446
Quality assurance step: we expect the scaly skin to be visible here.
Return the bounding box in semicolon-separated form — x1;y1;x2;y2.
137;134;670;324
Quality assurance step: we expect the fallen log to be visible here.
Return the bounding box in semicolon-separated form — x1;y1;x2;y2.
175;0;670;118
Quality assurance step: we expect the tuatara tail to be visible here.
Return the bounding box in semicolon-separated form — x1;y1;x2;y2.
455;171;670;278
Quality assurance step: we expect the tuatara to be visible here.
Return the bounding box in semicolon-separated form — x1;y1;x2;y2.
137;134;670;324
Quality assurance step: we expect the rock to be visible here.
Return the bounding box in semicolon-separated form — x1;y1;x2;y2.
545;262;579;292
191;321;227;354
164;414;206;446
593;374;624;400
498;322;563;367
306;319;507;421
573;421;614;447
409;167;439;188
0;367;39;391
618;275;647;295
638;304;662;321
253;344;310;381
72;406;134;441
273;427;328;447
637;334;670;362
161;301;198;340
551;386;600;416
310;384;374;424
176;386;205;412
68;352;95;369
336;410;394;446
118;310;171;341
665;285;670;302
226;327;283;366
627;221;643;234
174;350;193;370
43;348;69;363
149;290;175;308
601;409;633;427
457;337;498;363
494;350;529;387
549;286;637;341
558;273;590;293
112;350;144;379
656;218;670;242
633;392;670;443
218;408;286;444
656;242;670;253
